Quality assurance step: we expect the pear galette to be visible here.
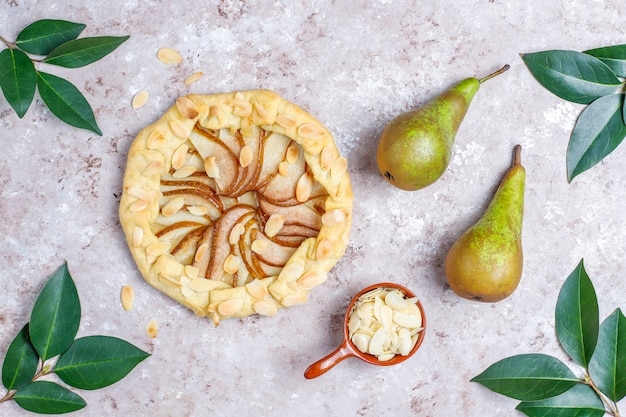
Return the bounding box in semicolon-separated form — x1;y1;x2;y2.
119;90;353;324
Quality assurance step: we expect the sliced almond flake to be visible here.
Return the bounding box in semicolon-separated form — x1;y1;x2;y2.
264;214;284;237
184;71;204;85
204;156;220;179
157;47;182;64
245;279;268;300
253;300;278;316
194;242;209;263
146;319;158;339
223;254;240;274
120;285;135;311
275;114;297;129
158;273;181;288
184;265;200;278
217;298;244;316
278;262;305;282
281;293;308;307
321;209;346;227
297;123;325;140
176;97;199;119
132;90;149;109
315;238;333;260
180;277;194;298
146;241;171;257
171;144;188;170
228;98;252;117
132;227;144;247
331;157;348;179
297;269;328;290
172;165;196;178
161;197;185;217
250;239;268;254
188;205;209;216
169;119;191;139
229;223;245;245
146;130;166;149
189;277;213;292
278;161;289;176
295;172;312;202
143;160;164;176
253;101;271;122
286;144;299;164
320;146;334;171
129;199;149;212
239;145;253;168
127;186;153;202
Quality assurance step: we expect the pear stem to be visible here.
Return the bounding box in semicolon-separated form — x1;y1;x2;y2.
479;64;510;84
512;144;522;166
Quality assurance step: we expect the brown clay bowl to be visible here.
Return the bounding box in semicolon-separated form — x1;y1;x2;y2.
304;282;426;379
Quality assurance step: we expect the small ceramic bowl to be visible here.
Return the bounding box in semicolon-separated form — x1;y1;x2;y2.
304;282;426;379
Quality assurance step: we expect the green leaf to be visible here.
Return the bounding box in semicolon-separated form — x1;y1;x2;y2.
0;48;37;117
471;353;579;401
43;36;130;68
521;50;622;104
15;19;86;55
13;381;86;414
55;335;150;390
515;383;605;417
29;262;81;361
36;71;102;135
566;93;626;182
555;259;599;368
588;308;626;402
1;324;39;391
585;44;626;78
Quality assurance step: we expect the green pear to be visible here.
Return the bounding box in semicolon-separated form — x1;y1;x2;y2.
376;65;509;191
445;145;525;302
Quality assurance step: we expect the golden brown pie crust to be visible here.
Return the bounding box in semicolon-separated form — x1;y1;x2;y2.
119;90;353;324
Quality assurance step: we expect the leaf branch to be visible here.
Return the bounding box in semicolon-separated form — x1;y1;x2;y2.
0;35;14;49
584;374;621;417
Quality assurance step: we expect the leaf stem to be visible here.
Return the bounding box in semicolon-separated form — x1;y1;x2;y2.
0;390;16;404
0;34;15;49
584;375;620;417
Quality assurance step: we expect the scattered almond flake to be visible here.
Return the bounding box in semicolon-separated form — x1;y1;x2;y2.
331;156;348;179
229;98;252;117
297;123;325;140
321;209;346;227
171;144;188;170
264;214;284;237
132;226;144;247
169;119;191;139
295;172;313;202
158;273;181;288
286;144;299;164
278;161;289;176
176;97;199;119
250;239;268;254
132;90;149;109
189;277;213;292
188;205;209;216
320;146;334;170
204;156;220;179
172;165;196;178
253;101;271;122
161;197;185;216
315;238;333;260
127;186;152;202
185;265;200;278
239;145;253;167
223;254;240;274
229;223;245;245
275;114;297;129
143;160;164;176
245;279;268;300
129;199;149;212
253;300;278;316
184;71;204;85
281;294;308;307
278;262;305;282
297;269;328;290
146;241;171;257
157;47;182;64
120;285;135;311
194;242;209;263
146;130;166;150
180;277;194;298
217;298;244;316
146;319;158;338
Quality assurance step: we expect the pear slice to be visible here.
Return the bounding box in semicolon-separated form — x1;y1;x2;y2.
229;127;265;197
189;127;240;194
250;228;297;267
258;196;322;231
254;132;291;189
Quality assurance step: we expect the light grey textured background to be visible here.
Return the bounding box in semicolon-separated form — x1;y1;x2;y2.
1;1;625;416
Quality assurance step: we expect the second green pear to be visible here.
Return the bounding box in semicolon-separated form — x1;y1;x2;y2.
376;65;509;191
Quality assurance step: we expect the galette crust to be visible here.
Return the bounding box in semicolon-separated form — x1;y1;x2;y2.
119;90;353;324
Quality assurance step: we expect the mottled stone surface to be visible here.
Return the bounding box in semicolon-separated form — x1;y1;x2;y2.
1;1;625;416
